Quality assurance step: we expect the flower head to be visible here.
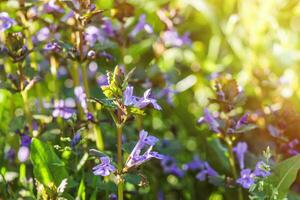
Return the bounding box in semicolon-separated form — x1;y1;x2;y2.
233;142;248;169
135;89;162;110
235;113;249;129
236;168;255;189
125;130;164;169
196;162;218;181
162;29;191;47
203;109;220;133
183;156;204;171
93;156;116;176
253;161;271;177
21;134;31;147
74;86;88;113
161;156;185;177
130;14;153;37
0;12;15;32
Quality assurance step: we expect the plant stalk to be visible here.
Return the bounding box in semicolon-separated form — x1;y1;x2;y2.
226;138;243;200
117;124;123;200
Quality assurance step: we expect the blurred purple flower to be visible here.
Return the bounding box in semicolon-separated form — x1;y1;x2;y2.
85;26;104;47
44;42;61;52
109;193;117;200
71;132;81;148
130;14;153;37
162;29;191;47
125;130;164;169
74;86;88;113
21;134;31;147
52;100;76;119
253;161;271;177
236;169;255;189
102;19;115;37
87;112;94;121
281;139;300;156
161;156;185;177
7;148;15;161
237;161;271;189
233;142;248;169
203;109;220;133
235;113;249;129
0;12;15;31
196;162;218;181
36;27;50;41
18;146;30;163
93;156;116;176
183;156;204;171
43;0;64;13
97;75;109;87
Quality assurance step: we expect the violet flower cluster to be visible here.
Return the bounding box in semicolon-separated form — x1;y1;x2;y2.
237;161;271;189
124;86;162;110
93;156;116;177
125;130;164;169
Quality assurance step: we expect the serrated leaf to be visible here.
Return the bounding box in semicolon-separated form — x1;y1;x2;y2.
30;138;68;186
88;97;116;109
266;154;300;199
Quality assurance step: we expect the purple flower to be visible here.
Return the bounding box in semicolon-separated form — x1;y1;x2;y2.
85;26;104;47
183;156;204;171
203;109;220;133
36;27;50;41
97;75;109;87
282;139;300;156
109;193;117;200
21;134;31;147
161;156;185;177
196;162;218;181
236;169;255;189
253;161;271;178
7;148;15;161
102;19;115;37
0;12;15;31
125;130;164;169
71;132;81;148
87;112;94;121
18;146;30;163
43;0;64;13
130;14;153;37
123;86;162;110
233;142;248;169
52;100;76;119
135;89;162;110
236;161;271;189
162;29;191;47
124;86;137;106
236;113;249;129
93;156;116;176
74;86;88;113
44;42;61;52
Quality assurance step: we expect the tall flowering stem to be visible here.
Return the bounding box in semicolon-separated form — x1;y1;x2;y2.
117;124;124;200
76;17;104;150
225;137;243;200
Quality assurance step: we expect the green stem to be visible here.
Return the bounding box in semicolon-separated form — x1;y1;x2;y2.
226;138;243;200
18;62;32;131
117;125;123;200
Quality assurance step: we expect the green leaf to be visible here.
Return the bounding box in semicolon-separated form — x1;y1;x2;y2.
266;154;300;199
234;124;257;133
30;138;68;186
88;97;116;109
